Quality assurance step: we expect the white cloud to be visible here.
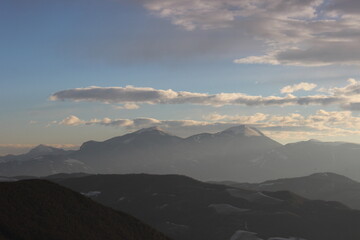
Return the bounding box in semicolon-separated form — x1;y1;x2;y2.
123;103;140;109
203;112;268;123
323;78;360;96
204;110;360;133
56;109;360;140
114;103;140;110
59;115;85;126
59;116;206;129
280;82;317;94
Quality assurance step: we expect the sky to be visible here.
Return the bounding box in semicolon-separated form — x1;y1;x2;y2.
2;0;360;155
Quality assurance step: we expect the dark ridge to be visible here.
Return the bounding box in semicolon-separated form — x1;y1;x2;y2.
52;173;360;240
0;179;171;240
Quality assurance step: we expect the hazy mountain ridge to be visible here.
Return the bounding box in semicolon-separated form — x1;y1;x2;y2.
2;125;360;182
0;144;73;162
251;139;360;182
47;173;360;240
218;172;360;210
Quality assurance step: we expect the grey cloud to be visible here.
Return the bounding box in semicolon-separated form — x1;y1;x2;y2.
51;85;348;108
51;86;173;104
138;0;360;66
326;0;360;16
296;96;342;105
70;14;259;64
142;0;322;30
341;102;360;111
276;42;360;66
235;40;360;67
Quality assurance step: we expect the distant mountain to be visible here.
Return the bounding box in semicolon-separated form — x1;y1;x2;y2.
248;139;360;181
51;173;360;240
218;172;360;210
27;144;69;157
74;126;183;171
0;144;72;162
181;125;281;181
2;126;360;182
0;145;90;177
70;125;282;181
0;179;171;240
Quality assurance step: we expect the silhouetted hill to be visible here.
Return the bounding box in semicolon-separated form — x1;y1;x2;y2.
0;179;171;240
52;173;360;240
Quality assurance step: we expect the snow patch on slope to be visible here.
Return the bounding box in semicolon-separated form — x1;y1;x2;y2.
221;125;264;137
227;189;283;205
65;159;85;165
209;204;249;214
230;230;263;240
81;191;101;197
134;126;167;135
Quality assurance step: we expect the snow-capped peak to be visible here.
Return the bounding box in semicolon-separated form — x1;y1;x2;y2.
27;144;64;157
133;126;169;135
28;145;57;154
219;125;264;137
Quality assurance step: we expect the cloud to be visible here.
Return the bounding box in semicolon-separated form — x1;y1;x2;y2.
56;109;360;141
280;82;317;94
51;79;360;110
59;115;85;126
122;103;140;109
113;103;140;110
59;116;205;129
341;102;360;111
322;78;360;96
326;0;360;16
204;110;360;133
51;84;349;108
139;0;360;66
142;0;322;31
203;112;268;122
234;42;360;67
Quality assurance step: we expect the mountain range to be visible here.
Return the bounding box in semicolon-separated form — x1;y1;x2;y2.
2;125;360;182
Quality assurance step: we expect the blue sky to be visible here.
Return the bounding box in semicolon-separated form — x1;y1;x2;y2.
2;0;360;155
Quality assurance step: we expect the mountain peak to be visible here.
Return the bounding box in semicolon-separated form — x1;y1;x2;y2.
27;144;65;157
28;145;58;154
133;126;169;136
219;125;264;137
